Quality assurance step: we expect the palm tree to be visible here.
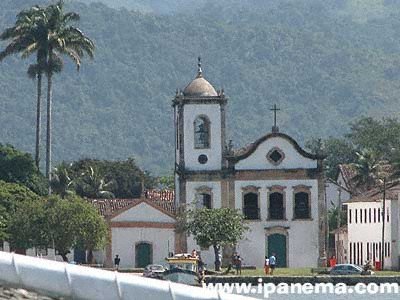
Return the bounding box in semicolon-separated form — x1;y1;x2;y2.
351;149;382;191
77;166;115;199
42;1;95;194
51;162;75;198
0;6;48;169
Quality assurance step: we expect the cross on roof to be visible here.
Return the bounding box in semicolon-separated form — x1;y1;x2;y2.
270;104;280;133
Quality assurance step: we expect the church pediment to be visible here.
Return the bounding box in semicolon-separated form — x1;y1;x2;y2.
111;201;175;223
230;132;324;170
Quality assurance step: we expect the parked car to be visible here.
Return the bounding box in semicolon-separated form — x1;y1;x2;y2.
143;264;165;278
329;264;374;275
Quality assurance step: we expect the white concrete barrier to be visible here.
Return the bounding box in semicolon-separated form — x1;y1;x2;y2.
0;252;255;300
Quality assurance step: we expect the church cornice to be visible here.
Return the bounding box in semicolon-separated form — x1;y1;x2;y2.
172;95;227;107
226;132;326;163
180;167;322;181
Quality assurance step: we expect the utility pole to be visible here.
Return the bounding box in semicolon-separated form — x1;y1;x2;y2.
324;183;329;263
381;178;386;270
336;188;342;261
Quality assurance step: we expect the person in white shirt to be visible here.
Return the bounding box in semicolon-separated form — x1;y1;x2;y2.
264;256;270;275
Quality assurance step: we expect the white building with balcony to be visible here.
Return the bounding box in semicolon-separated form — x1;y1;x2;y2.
344;182;400;270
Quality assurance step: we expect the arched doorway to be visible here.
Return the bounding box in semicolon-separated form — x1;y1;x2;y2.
267;233;287;267
135;242;152;268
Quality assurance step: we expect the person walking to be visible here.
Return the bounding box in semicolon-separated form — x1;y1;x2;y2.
235;255;242;275
114;254;121;270
269;253;276;275
264;256;270;275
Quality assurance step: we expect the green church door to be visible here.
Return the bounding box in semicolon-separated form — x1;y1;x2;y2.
267;234;287;267
135;242;152;268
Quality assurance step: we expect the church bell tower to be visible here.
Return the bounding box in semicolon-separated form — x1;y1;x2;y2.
173;58;227;205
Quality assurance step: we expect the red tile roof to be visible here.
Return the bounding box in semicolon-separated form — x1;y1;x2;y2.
88;189;176;218
338;164;358;193
347;180;400;203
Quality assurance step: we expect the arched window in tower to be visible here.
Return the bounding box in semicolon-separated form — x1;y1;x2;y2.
194;116;210;149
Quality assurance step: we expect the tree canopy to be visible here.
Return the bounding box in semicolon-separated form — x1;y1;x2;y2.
0;180;41;248
307;117;400;180
8;194;107;261
179;207;248;271
0;144;47;195
51;158;155;199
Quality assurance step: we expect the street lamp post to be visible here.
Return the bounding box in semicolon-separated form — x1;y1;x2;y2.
381;177;386;270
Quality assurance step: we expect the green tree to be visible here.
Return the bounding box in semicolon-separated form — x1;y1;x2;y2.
7;199;47;250
0;180;40;216
0;206;8;242
0;144;48;195
0;181;40;251
157;175;175;189
42;1;95;192
0;5;48;169
8;194;107;261
328;206;347;231
65;158;154;198
351;149;382;191
306;137;357;179
76;165;115;199
45;195;107;262
390;149;400;180
347;118;400;160
178;207;248;271
50;162;75;198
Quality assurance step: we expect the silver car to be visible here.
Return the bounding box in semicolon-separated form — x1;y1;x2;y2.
329;264;373;275
143;264;165;278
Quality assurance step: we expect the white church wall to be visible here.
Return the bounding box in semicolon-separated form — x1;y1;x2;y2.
112;227;174;268
235;137;317;170
234;180;319;220
112;202;175;223
185;181;222;208
183;104;222;171
234;179;320;268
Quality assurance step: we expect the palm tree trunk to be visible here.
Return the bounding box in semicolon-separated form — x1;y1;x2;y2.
46;73;52;195
35;72;42;169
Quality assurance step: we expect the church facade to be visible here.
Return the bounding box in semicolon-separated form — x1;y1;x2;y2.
173;59;327;268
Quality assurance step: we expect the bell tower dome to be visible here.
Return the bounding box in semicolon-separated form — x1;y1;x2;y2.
173;57;227;175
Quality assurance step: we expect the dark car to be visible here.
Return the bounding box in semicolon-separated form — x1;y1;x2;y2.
143;264;165;279
329;264;374;275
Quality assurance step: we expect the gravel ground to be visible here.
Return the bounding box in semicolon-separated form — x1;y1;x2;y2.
0;286;61;300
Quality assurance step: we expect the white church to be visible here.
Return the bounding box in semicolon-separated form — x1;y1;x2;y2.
173;59;327;268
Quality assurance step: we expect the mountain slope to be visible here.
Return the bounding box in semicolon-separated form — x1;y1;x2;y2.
0;0;400;174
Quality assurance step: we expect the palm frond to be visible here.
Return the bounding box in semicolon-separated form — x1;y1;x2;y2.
27;63;41;79
21;42;39;58
63;12;80;23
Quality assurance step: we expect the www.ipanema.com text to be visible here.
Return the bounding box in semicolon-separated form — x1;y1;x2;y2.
203;279;400;298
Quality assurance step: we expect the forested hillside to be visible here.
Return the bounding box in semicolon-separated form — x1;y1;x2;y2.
1;0;400;174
